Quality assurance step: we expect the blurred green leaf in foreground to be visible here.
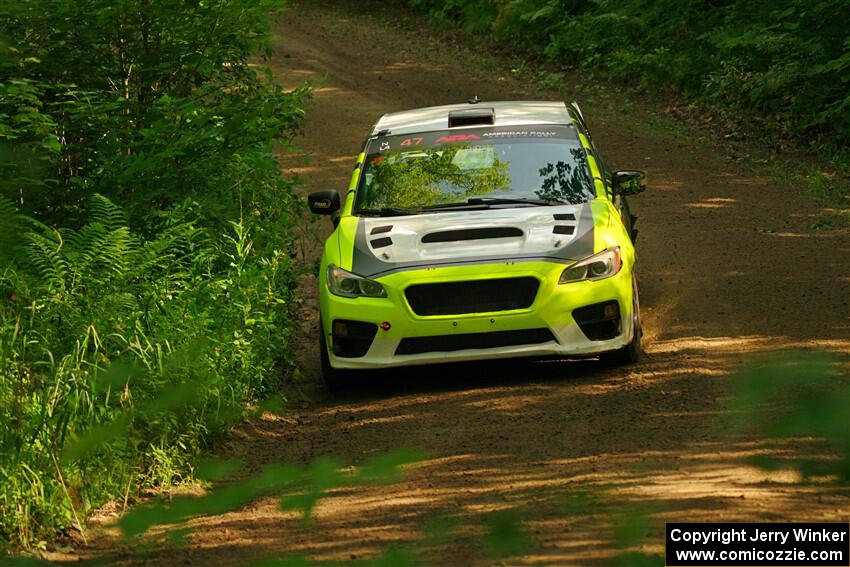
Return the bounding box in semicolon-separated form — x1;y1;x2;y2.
731;350;850;481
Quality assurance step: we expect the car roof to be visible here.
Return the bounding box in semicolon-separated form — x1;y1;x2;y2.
371;100;574;136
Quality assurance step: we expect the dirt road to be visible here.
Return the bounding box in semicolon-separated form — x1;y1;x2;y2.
74;0;850;564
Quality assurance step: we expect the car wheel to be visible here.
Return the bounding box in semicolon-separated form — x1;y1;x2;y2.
319;321;347;390
601;275;642;366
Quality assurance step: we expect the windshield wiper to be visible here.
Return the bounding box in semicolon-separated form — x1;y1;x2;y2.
357;207;420;217
422;196;565;211
421;202;492;211
467;197;566;206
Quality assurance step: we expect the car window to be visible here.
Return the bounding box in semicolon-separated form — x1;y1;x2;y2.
353;126;595;212
568;112;612;199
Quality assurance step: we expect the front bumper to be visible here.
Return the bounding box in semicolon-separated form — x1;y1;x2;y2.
320;261;635;370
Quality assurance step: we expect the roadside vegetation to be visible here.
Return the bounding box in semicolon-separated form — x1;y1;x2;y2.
403;0;850;201
0;0;308;549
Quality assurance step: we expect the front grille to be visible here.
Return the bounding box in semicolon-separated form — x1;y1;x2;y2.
396;328;556;355
405;277;539;316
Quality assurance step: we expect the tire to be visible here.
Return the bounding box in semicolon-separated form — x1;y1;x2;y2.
319;322;347;390
601;275;642;366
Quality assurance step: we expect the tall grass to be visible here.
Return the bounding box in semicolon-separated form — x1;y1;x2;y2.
0;196;298;548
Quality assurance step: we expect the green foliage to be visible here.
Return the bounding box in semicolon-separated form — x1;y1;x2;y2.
0;0;308;550
0;78;62;216
401;0;850;153
1;0;309;226
117;451;424;540
612;505;659;567
731;350;850;480
805;169;846;203
354;448;424;484
482;508;532;558
0;196;298;548
406;0;497;33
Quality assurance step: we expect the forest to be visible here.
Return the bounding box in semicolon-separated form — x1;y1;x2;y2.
406;0;850;163
1;0;307;548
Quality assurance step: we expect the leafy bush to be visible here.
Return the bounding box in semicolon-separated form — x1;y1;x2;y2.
732;351;850;480
1;0;309;226
0;0;308;549
0;194;297;548
401;0;850;154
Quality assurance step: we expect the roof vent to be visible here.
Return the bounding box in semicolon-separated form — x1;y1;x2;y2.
448;108;495;128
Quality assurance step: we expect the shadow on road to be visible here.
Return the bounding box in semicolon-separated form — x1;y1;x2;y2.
325;356;609;401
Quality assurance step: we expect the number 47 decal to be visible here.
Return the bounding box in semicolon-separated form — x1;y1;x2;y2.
400;137;423;146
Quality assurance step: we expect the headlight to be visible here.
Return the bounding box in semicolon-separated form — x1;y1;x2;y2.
327;265;387;298
559;247;621;284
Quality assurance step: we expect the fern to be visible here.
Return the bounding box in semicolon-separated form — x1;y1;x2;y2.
12;194;139;292
65;223;104;269
88;193;128;233
64;195;138;281
24;230;68;290
96;226;134;276
0;196;21;265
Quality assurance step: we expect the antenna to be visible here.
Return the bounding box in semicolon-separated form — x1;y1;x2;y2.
467;96;481;104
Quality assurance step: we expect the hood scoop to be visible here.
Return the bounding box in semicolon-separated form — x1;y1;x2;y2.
421;227;523;243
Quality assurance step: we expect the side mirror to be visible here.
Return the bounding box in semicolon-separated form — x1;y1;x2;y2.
612;170;646;196
308;190;340;215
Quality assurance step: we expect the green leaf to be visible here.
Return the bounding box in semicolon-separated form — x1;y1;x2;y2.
355;448;424;484
482;508;532;558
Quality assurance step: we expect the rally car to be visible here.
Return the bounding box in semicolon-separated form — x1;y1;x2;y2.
308;100;646;386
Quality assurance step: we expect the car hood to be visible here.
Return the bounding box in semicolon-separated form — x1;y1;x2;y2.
348;203;598;278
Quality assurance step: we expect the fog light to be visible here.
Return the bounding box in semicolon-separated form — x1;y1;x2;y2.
331;320;379;358
333;320;349;336
572;301;621;341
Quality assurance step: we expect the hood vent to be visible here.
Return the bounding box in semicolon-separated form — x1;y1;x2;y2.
370;225;392;235
553;225;575;235
422;227;523;243
370;237;393;248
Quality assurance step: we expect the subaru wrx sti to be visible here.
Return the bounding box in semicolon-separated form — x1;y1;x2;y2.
308;100;646;386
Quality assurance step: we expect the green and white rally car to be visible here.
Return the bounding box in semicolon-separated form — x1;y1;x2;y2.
308;100;646;386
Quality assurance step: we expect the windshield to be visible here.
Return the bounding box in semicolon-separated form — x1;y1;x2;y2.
353;126;595;215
